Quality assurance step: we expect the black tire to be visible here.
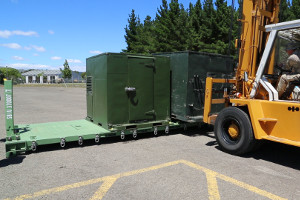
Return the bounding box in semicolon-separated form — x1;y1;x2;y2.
214;107;256;155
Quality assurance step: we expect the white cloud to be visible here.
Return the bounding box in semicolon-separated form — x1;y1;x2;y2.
90;50;102;54
12;56;24;61
1;43;22;49
24;46;31;50
31;45;46;52
6;63;86;71
48;30;55;35
0;30;11;38
7;63;54;70
24;45;46;52
1;43;45;52
0;30;38;38
70;65;86;72
33;53;39;56
51;56;62;60
67;59;82;63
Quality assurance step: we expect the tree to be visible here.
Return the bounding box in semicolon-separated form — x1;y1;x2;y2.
135;15;156;54
81;72;87;80
154;0;172;52
123;0;242;57
154;0;189;52
291;0;300;19
60;59;72;79
0;67;21;80
187;0;205;51
213;0;234;55
279;0;293;22
124;9;141;53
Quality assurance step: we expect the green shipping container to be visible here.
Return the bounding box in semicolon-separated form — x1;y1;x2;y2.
86;53;170;130
156;51;234;123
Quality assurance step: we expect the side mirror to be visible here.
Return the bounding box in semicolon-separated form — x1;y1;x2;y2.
244;71;248;82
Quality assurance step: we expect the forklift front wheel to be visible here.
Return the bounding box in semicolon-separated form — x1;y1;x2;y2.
214;107;256;155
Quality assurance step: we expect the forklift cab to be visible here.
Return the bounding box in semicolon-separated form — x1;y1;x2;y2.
249;20;300;101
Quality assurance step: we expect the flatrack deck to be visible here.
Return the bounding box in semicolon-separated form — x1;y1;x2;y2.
5;119;110;157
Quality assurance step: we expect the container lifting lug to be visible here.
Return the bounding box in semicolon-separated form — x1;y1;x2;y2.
95;134;100;143
60;138;66;148
154;127;158;136
133;130;137;139
31;141;37;152
165;126;169;134
121;131;125;140
78;136;83;146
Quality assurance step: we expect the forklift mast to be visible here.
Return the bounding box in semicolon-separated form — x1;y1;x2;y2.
236;0;280;98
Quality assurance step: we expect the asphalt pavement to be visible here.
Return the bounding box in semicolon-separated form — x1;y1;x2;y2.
0;86;299;200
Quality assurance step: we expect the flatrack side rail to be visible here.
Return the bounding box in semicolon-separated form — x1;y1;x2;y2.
203;77;236;125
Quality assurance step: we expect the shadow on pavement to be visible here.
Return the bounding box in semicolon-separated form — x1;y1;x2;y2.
181;126;300;170
0;156;26;168
246;142;300;170
203;134;300;170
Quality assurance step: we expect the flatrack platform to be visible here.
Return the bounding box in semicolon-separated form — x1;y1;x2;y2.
5;119;110;157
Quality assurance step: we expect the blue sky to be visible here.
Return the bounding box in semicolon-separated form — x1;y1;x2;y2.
0;0;238;72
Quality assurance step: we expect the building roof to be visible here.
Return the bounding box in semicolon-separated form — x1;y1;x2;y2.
22;70;61;76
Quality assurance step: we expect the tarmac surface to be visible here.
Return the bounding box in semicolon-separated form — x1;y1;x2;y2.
0;86;299;200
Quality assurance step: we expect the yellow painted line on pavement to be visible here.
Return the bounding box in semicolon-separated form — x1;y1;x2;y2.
7;160;287;200
89;160;182;200
181;160;221;200
9;176;107;200
217;173;287;200
9;160;181;200
205;172;220;200
89;177;118;200
181;160;287;200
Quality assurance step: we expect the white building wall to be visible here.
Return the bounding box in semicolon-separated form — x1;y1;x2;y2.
26;76;29;84
32;76;36;83
40;76;43;83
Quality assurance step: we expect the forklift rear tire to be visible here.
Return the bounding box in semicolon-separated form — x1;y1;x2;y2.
214;107;256;155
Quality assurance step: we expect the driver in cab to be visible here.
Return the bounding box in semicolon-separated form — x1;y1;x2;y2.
276;43;300;99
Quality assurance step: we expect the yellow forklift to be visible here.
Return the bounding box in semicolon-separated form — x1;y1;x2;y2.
204;0;300;155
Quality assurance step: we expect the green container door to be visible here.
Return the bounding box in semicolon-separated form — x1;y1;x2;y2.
86;53;170;129
128;57;154;122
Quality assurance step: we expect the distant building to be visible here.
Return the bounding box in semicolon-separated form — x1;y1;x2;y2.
22;70;62;84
